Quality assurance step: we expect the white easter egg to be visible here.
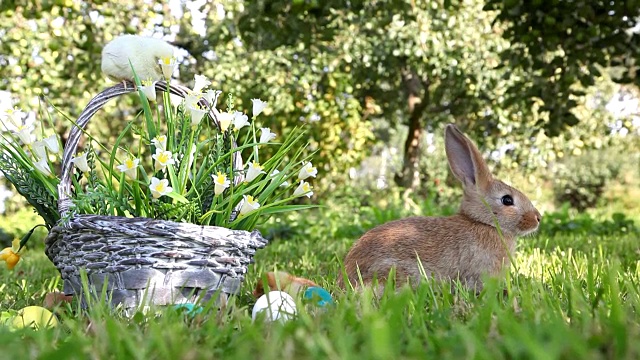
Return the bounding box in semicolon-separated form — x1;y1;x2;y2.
251;291;297;322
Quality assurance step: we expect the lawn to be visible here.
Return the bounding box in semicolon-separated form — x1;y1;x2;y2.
0;199;639;359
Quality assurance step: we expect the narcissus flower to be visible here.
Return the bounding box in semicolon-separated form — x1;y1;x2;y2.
245;161;265;182
193;74;211;94
42;134;59;154
152;149;175;171
233;111;249;130
34;158;53;177
213;172;230;195
149;177;172;199
218;112;233;132
71;153;89;173
298;161;317;180
251;99;267;117
151;135;167;151
14;125;34;145
1;107;24;128
188;103;207;126
204;89;221;106
259;128;276;144
239;195;260;216
185;93;200;109
270;169;289;187
117;157;140;179
293;180;313;198
32;141;47;160
0;239;22;270
139;79;157;101
159;56;177;80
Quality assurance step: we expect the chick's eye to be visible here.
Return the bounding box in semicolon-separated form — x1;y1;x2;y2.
501;195;514;206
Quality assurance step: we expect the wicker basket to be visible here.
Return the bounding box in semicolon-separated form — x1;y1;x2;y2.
44;81;268;310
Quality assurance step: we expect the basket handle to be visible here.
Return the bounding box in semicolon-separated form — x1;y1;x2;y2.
57;80;241;218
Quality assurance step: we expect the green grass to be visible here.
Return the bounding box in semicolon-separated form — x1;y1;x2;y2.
0;201;639;359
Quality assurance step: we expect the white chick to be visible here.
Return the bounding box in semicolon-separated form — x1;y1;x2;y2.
101;34;175;85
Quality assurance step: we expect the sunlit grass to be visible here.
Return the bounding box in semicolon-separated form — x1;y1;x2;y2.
0;205;639;359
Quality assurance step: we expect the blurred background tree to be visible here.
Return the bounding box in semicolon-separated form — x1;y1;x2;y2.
1;0;639;220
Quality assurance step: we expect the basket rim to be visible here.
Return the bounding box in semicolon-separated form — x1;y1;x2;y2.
44;213;268;247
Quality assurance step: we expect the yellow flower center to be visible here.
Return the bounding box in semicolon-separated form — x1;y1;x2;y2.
158;153;169;163
215;173;226;184
161;56;173;65
0;248;21;270
303;183;311;192
246;195;256;205
125;159;135;169
155;183;166;193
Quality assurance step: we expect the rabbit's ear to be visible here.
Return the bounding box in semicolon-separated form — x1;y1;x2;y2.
444;124;492;189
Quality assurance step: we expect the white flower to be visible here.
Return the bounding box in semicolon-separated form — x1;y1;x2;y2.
151;135;167;151
71;153;89;173
139;79;157;101
1;107;24;130
169;93;183;109
218;112;233;132
14;125;34;145
239;195;260;216
184;93;200;109
259;128;276;144
152;149;175;171
245;161;266;183
159;56;177;80
298;161;318;180
204;89;222;107
188;103;207;126
42;134;59;154
270;169;289;187
33;158;53;177
293;180;313;198
233;111;249;130
193;74;211;94
251;99;268;117
213;172;230;195
32;141;47;160
149;177;172;199
116;157;140;179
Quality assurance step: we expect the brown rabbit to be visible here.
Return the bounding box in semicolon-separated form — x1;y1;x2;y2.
339;124;541;294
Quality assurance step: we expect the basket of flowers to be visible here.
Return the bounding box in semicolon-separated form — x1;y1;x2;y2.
0;67;317;310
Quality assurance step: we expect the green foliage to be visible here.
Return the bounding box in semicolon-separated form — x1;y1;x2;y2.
539;205;638;237
0;127;59;228
552;149;622;211
2;0;637;197
484;0;640;136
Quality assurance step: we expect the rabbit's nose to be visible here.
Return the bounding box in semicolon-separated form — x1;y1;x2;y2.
535;210;542;224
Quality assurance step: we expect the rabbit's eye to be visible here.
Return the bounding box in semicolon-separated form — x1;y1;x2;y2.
501;195;514;206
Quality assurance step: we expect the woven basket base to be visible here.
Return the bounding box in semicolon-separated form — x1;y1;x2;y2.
63;270;232;310
46;214;268;311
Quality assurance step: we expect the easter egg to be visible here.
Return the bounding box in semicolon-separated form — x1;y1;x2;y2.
172;303;203;316
303;287;334;307
251;291;297;322
11;306;58;330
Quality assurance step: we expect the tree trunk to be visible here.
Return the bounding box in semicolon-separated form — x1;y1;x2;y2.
394;66;429;189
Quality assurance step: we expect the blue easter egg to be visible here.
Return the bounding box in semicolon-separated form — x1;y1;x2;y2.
303;287;333;307
172;303;203;316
